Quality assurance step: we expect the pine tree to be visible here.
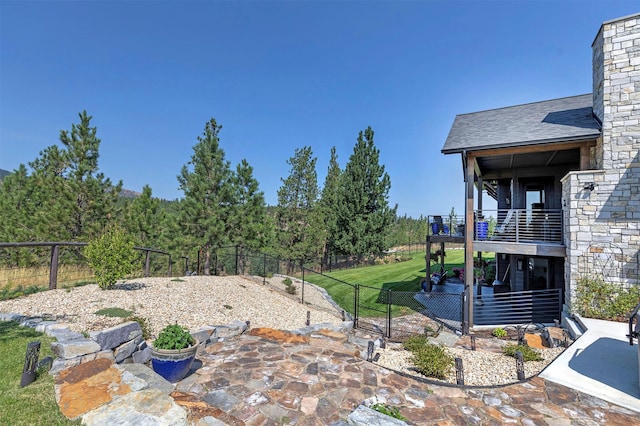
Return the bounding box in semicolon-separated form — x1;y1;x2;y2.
123;185;162;246
319;146;341;262
228;159;271;250
276;146;324;266
177;118;233;275
334;127;397;258
56;111;122;239
0;165;37;242
2;112;121;242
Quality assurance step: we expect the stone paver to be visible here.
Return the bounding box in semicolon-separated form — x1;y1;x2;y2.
171;328;640;425
66;326;640;425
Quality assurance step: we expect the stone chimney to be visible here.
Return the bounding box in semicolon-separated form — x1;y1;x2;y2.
591;13;640;171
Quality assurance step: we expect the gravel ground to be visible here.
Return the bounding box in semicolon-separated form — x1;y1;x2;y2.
0;275;343;337
374;340;565;387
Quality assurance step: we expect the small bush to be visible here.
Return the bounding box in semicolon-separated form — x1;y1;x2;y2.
403;335;453;380
283;277;297;295
84;226;137;290
403;335;429;352
574;276;640;321
370;403;408;421
492;327;507;338
502;344;543;362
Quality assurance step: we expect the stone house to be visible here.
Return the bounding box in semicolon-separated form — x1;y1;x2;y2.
439;13;639;330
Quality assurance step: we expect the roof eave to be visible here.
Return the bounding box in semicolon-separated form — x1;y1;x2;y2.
441;133;601;155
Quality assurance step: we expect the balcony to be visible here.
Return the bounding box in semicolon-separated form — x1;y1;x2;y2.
474;209;565;257
427;210;566;257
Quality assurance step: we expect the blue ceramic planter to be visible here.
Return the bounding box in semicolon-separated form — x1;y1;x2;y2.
150;340;198;383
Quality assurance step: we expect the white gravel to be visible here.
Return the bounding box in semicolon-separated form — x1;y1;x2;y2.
374;341;565;386
0;275;343;337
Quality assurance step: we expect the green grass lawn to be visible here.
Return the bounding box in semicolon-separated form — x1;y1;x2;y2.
304;249;468;317
0;321;80;425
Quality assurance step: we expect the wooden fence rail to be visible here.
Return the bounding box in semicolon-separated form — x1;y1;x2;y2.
0;242;172;289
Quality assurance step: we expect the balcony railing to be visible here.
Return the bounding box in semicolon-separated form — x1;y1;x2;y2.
428;215;465;237
476;209;564;245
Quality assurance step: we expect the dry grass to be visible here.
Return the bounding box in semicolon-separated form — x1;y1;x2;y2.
0;265;94;291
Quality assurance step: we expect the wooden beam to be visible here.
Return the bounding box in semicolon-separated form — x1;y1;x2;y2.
464;152;475;333
471;139;597;158
580;145;591;170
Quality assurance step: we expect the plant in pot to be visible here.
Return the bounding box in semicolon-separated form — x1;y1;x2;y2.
150;323;199;383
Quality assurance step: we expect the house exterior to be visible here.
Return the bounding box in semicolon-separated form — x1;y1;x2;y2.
440;13;640;331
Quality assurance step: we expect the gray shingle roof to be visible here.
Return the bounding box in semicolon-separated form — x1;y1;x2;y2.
442;94;601;154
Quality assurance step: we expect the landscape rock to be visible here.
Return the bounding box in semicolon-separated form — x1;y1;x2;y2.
80;388;188;425
347;405;408;426
118;363;175;395
214;320;248;338
113;337;142;363
47;328;84;342
90;321;142;351
132;346;152;364
0;312;26;322
191;326;217;345
51;338;101;359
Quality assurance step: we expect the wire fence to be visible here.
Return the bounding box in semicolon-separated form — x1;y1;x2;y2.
0;242;172;293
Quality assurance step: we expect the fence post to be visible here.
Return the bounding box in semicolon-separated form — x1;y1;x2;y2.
168;255;172;277
301;262;305;304
386;289;392;339
354;284;359;329
235;246;239;275
263;253;267;285
144;250;151;277
461;290;468;334
49;245;59;290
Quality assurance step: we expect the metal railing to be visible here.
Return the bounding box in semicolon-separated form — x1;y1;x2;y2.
475;209;563;244
427;215;466;237
474;288;563;325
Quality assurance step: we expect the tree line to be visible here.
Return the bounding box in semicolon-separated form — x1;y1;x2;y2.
0;112;428;271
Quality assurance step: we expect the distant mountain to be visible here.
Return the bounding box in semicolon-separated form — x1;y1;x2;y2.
120;188;142;198
0;168;10;180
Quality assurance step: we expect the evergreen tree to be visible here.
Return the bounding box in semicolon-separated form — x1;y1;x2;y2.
334;127;397;258
276;146;324;265
0;165;37;242
1;112;121;242
228;159;271;250
123;185;162;246
177;118;233;275
319;146;341;261
56;111;122;239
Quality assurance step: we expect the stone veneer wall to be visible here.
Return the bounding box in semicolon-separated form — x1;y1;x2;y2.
564;13;640;310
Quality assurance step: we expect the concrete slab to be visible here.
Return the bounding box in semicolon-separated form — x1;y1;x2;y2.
540;317;640;413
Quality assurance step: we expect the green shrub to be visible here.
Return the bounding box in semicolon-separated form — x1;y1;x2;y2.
153;324;195;350
403;336;453;380
492;327;507;338
502;344;543;362
403;335;429;352
84;227;137;289
370;403;408;421
283;277;297;295
574;276;640;321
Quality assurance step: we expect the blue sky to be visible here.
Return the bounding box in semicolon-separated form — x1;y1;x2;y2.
1;1;637;218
